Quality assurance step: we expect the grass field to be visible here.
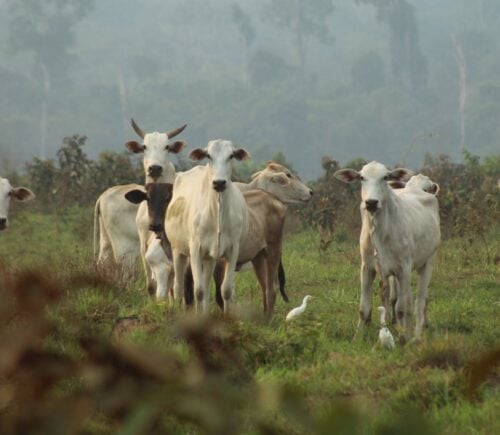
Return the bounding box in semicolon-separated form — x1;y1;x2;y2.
0;206;498;434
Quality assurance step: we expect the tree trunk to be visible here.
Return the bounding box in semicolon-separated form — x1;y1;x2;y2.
117;71;128;134
40;63;50;159
452;35;466;149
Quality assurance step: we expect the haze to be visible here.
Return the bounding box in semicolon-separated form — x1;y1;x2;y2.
1;0;499;179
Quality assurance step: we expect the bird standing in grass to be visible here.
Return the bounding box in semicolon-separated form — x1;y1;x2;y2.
286;295;313;321
377;306;395;349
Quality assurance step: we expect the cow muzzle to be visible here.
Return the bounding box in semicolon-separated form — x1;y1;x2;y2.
0;218;7;230
365;199;379;213
148;165;163;180
149;223;163;232
212;179;227;192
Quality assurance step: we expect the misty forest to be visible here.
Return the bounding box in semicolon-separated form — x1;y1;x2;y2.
0;1;499;434
1;0;500;176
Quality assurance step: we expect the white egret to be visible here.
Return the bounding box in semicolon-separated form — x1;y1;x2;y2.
377;306;395;349
286;295;313;321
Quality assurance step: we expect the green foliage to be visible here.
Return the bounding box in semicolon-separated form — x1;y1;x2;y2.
0;209;498;433
25;134;142;210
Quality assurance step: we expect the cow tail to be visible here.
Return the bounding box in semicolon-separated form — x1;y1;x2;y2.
93;198;100;262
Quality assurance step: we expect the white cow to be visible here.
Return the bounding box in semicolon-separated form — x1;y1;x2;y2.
93;119;186;274
335;162;440;343
139;161;313;304
166;140;250;313
384;174;440;323
0;178;35;230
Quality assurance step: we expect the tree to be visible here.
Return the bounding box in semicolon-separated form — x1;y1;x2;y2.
350;51;386;93
262;0;334;75
7;0;94;158
356;0;428;89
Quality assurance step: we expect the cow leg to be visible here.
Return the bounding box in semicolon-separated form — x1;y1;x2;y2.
388;276;399;325
415;255;435;340
200;259;215;314
221;246;239;314
395;267;412;344
358;260;376;334
213;260;225;311
277;258;289;302
251;250;268;313
189;246;204;313
172;250;188;307
265;246;281;315
97;222;115;270
184;265;194;307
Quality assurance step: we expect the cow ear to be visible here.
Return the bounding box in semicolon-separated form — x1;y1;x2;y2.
232;148;250;161
12;187;35;201
334;169;360;183
189;148;209;161
388;168;413;181
125;141;145;154
125;189;147;204
270;173;289;186
167;140;186;154
426;183;439;195
388;180;406;189
266;161;280;171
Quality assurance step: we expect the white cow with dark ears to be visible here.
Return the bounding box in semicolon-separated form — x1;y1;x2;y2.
335;162;440;344
0;178;35;231
166;140;249;314
93;119;186;275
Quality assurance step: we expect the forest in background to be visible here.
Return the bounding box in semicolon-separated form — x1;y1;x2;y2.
1;0;500;179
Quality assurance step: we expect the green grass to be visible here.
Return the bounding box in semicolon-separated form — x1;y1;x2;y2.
0;207;498;434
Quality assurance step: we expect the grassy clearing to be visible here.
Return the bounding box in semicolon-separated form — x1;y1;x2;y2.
0;207;498;434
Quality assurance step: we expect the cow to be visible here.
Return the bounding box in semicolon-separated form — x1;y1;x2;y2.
334;162;440;343
166;139;250;313
382;174;440;324
0;178;35;230
124;183;174;300
140;161;313;310
211;161;313;310
93;119;186;273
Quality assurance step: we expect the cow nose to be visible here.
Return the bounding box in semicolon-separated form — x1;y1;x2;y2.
149;223;163;232
365;199;379;212
212;179;227;192
148;165;163;179
0;218;6;230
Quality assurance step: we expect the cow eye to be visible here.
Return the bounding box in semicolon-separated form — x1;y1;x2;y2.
143;145;147;150
286;172;292;178
228;154;234;160
207;154;212;160
360;176;365;181
383;175;389;181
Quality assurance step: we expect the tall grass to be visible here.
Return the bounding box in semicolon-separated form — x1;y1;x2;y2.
0;207;498;434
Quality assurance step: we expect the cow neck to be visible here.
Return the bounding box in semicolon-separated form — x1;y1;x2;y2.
247;177;286;207
367;187;402;245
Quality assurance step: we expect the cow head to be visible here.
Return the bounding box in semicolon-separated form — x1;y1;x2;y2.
251;161;313;204
125;119;187;183
405;174;440;195
189;140;249;193
0;178;35;231
334;161;413;214
125;183;173;232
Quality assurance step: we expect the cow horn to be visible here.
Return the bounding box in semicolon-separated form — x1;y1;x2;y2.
131;118;145;139
166;124;187;139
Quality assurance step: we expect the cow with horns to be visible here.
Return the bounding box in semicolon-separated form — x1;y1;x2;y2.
93;119;186;274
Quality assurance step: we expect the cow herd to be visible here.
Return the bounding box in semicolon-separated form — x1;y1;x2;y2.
2;120;442;344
